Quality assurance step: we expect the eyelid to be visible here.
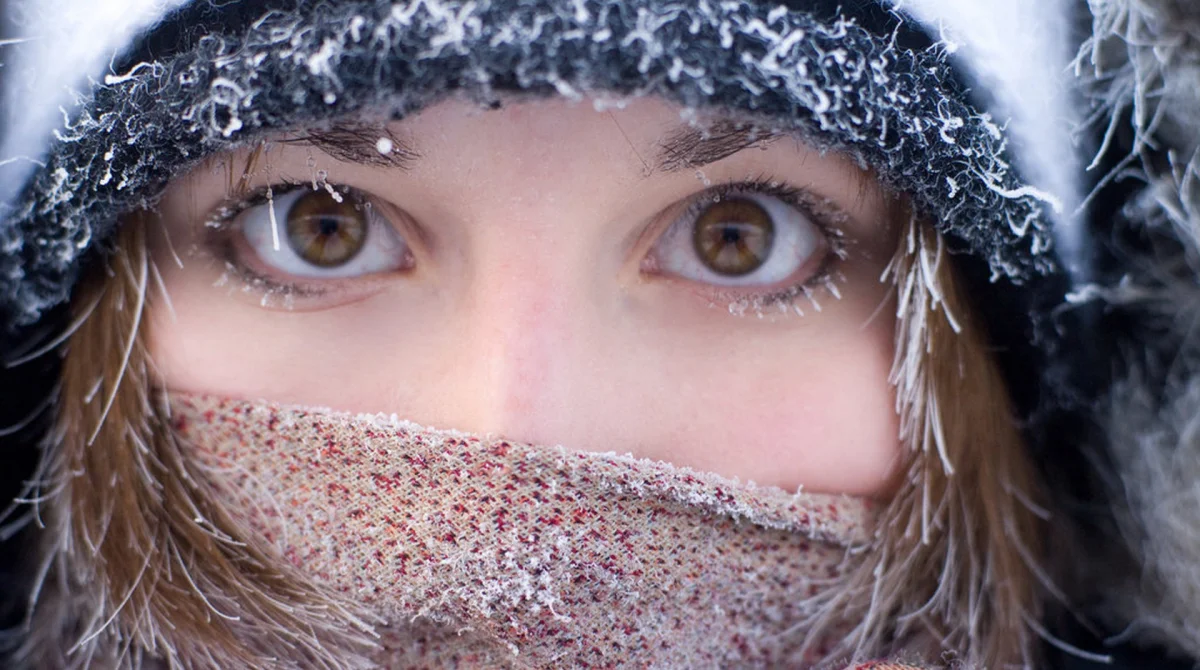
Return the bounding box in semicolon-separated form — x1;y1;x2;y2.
206;178;430;255
640;177;848;271
199;180;417;303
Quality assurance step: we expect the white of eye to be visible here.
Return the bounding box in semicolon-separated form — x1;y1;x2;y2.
651;191;822;287
237;188;410;279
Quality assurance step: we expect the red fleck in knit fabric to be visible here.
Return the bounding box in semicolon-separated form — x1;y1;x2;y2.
172;393;889;668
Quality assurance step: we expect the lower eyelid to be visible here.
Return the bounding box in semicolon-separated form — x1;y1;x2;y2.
665;248;831;296
215;251;399;310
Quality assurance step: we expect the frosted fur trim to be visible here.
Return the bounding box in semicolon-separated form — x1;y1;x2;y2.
0;0;1061;331
886;0;1086;275
0;0;192;207
1079;0;1200;241
1076;0;1200;659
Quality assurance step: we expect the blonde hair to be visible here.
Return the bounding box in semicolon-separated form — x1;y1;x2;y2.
22;203;1047;667
818;207;1048;667
21;218;378;668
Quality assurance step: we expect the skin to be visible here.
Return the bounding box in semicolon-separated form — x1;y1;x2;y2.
149;96;902;495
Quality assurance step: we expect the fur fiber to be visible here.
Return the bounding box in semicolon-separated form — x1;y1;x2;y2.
1105;376;1200;660
1074;0;1200;660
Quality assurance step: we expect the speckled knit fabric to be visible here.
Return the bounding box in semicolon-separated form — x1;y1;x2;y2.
170;393;890;668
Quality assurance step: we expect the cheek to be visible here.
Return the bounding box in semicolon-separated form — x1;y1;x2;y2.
742;344;898;495
664;318;900;496
147;280;334;398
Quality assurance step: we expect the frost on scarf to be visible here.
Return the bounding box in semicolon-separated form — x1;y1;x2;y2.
0;0;1059;331
170;392;883;667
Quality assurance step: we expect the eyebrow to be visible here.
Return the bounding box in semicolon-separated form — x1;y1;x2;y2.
281;123;420;170
293;117;781;175
652;120;784;173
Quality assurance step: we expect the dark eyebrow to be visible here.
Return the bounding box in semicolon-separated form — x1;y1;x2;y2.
285;118;779;174
653;121;783;173
280;123;420;170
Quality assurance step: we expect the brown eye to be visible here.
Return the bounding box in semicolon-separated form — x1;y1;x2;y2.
285;191;368;267
692;199;776;276
650;189;821;290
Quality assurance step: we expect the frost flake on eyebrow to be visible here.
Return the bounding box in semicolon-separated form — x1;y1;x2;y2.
282;124;421;170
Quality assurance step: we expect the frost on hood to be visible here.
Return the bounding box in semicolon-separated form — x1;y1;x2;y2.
0;0;1060;333
0;0;194;208
1070;0;1200;660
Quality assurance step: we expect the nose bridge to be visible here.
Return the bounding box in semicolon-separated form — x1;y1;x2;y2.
452;218;582;443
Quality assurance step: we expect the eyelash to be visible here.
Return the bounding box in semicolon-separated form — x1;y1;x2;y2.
203;180;357;298
199;177;849;312
680;176;846;307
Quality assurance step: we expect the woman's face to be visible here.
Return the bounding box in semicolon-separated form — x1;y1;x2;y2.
149;97;901;495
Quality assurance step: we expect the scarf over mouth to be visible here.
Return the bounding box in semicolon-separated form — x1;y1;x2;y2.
169;392;909;668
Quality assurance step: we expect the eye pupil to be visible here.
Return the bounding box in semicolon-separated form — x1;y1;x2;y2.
317;217;340;236
693;198;775;276
286;192;369;267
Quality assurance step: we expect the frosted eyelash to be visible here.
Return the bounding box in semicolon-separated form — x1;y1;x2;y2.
695;176;852;317
200;176;855;313
199;180;363;301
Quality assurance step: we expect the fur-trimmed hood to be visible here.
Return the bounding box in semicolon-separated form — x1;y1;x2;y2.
0;0;1199;667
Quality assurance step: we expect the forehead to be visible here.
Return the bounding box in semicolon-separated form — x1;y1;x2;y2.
404;97;765;180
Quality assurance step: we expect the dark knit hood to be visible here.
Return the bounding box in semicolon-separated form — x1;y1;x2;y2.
0;0;1198;667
